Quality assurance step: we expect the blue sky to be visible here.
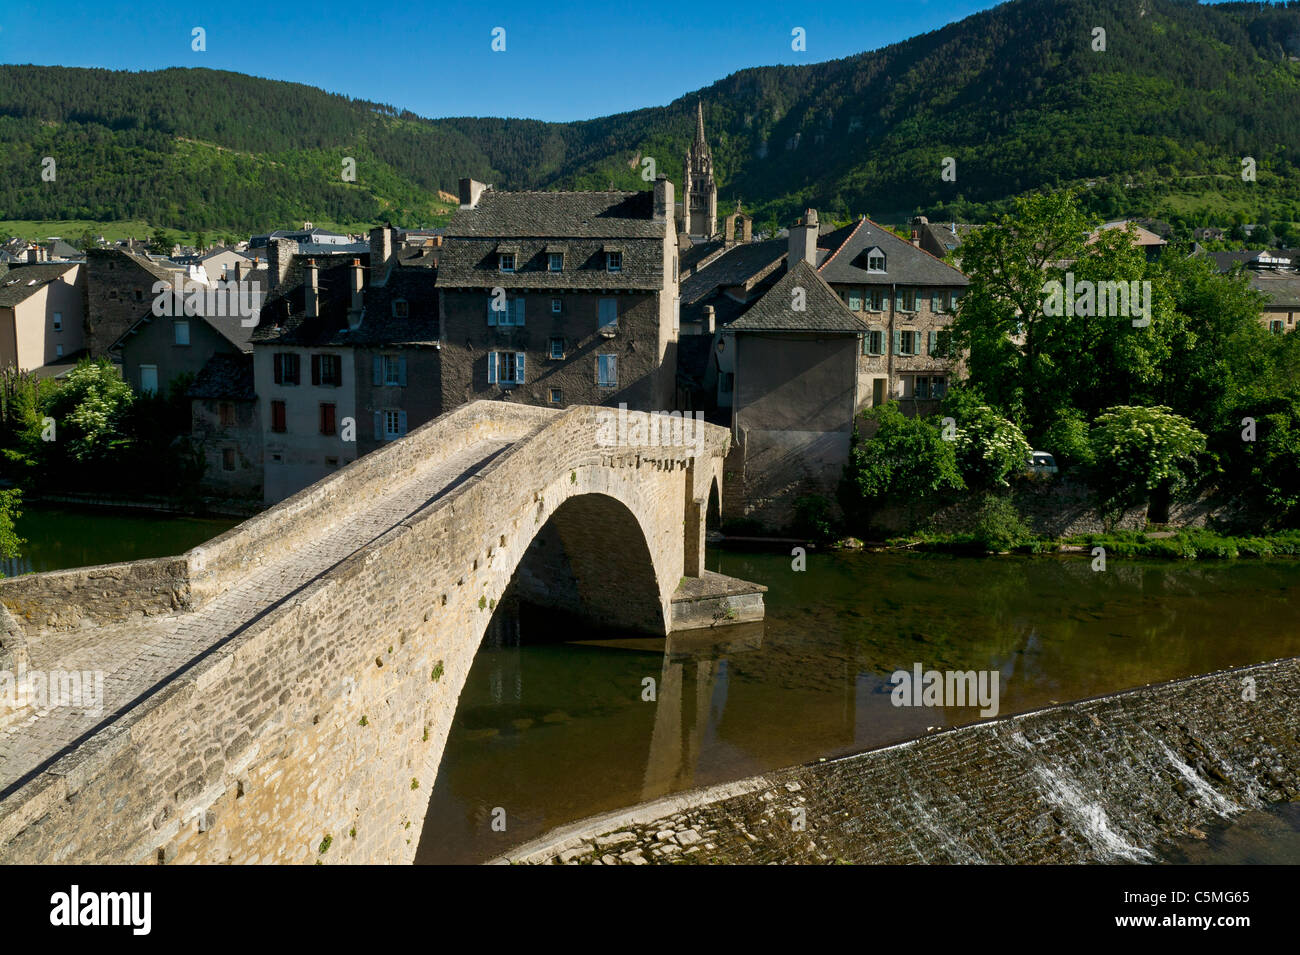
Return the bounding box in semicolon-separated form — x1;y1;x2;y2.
0;0;1005;122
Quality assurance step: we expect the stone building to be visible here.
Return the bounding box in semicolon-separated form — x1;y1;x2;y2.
683;101;718;240
84;248;180;357
188;353;261;498
436;177;680;413
0;262;86;372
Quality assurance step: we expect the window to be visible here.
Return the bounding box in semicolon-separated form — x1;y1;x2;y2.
393;299;409;318
551;298;562;314
548;253;563;272
109;289;119;300
597;354;617;387
488;351;526;386
866;249;885;272
140;365;158;395
719;372;734;394
931;376;948;399
174;320;190;346
378;409;407;441
326;456;339;467
549;388;562;404
899;290;917;312
1271;320;1285;334
598;298;618;328
314;353;343;387
846;289;863;311
867;289;884;311
134;288;144;302
930;329;956;358
488;297;525;326
932;291;951;312
273;352;300;385
605;251;622;273
915;376;931;400
549;337;565;359
498;252;515;273
895;330;920;356
219;402;236;427
222;448;236;471
320;402;337;435
863;330;885;356
382;354;403;386
52;312;62;332
271;400;287;433
55;344;63;358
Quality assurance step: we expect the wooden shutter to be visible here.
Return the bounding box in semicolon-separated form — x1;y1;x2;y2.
488;351;498;384
372;356;382;386
374;411;383;440
515;352;525;384
398;411;407;435
487;297;498;326
892;330;901;355
311;354;321;386
928;331;938;355
398;356;407;386
516;298;525;326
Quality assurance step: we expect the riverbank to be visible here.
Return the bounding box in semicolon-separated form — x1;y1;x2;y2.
495;656;1300;865
879;526;1300;560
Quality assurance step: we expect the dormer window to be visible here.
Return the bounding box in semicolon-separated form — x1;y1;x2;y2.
548;253;564;272
865;248;885;273
605;251;623;273
498;252;516;273
393;299;409;318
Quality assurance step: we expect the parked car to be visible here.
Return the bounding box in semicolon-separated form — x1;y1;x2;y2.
1027;451;1058;475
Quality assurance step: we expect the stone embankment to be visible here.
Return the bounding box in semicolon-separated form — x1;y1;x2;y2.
498;657;1300;864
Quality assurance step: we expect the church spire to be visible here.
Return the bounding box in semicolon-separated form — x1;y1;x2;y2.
695;99;706;145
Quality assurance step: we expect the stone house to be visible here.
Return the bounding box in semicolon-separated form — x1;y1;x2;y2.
84;248;182;357
435;177;680;413
188;353;261;498
0;262;86;371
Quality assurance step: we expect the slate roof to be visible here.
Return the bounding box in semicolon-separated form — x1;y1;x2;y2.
728;260;869;334
1251;273;1300;309
436;190;669;291
350;266;439;346
818;218;970;287
679;239;724;276
920;221;976;254
0;263;78;306
188;353;256;400
109;270;267;355
250;252;366;347
681;238;787;305
1208;250;1295;273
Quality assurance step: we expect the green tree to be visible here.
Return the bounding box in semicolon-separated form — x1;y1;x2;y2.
839;404;964;532
1089;405;1206;513
148;228;175;256
0;488;24;562
43;357;135;468
941;388;1032;489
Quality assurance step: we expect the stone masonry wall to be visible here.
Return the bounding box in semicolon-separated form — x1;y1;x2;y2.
0;405;731;864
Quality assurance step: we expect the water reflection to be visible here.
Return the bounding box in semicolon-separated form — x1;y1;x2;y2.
416;550;1300;865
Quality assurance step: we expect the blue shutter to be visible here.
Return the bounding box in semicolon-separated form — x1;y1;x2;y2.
928;330;938;355
487;351;498;384
398;356;407;386
516;298;525;326
398;411;407;436
515;352;525;384
487;297;497;326
374;411;383;440
892;330;901;355
372;356;382;386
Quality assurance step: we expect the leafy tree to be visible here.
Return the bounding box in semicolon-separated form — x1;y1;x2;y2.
43;357;135;468
1041;411;1094;470
940;389;1032;489
839;404;963;531
0;488;24;562
148;227;175;256
1089;405;1206;512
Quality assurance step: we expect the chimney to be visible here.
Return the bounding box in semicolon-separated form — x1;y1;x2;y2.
305;259;320;319
368;225;393;285
268;238;297;289
458;177;490;209
653;175;674;223
233;260;244;283
26;247;38;264
703;305;716;335
350;258;364;314
911;230;921;247
788;209;819;266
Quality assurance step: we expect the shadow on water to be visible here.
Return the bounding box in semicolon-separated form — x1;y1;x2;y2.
416;549;1300;864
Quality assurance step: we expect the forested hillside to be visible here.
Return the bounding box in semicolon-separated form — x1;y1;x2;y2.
3;0;1300;234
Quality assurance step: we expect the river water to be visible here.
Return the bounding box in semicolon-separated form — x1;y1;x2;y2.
9;507;1298;865
417;548;1300;864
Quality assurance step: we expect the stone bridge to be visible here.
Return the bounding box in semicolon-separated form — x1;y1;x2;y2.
0;401;763;864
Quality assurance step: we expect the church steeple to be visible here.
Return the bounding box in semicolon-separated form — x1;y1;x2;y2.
684;100;718;238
